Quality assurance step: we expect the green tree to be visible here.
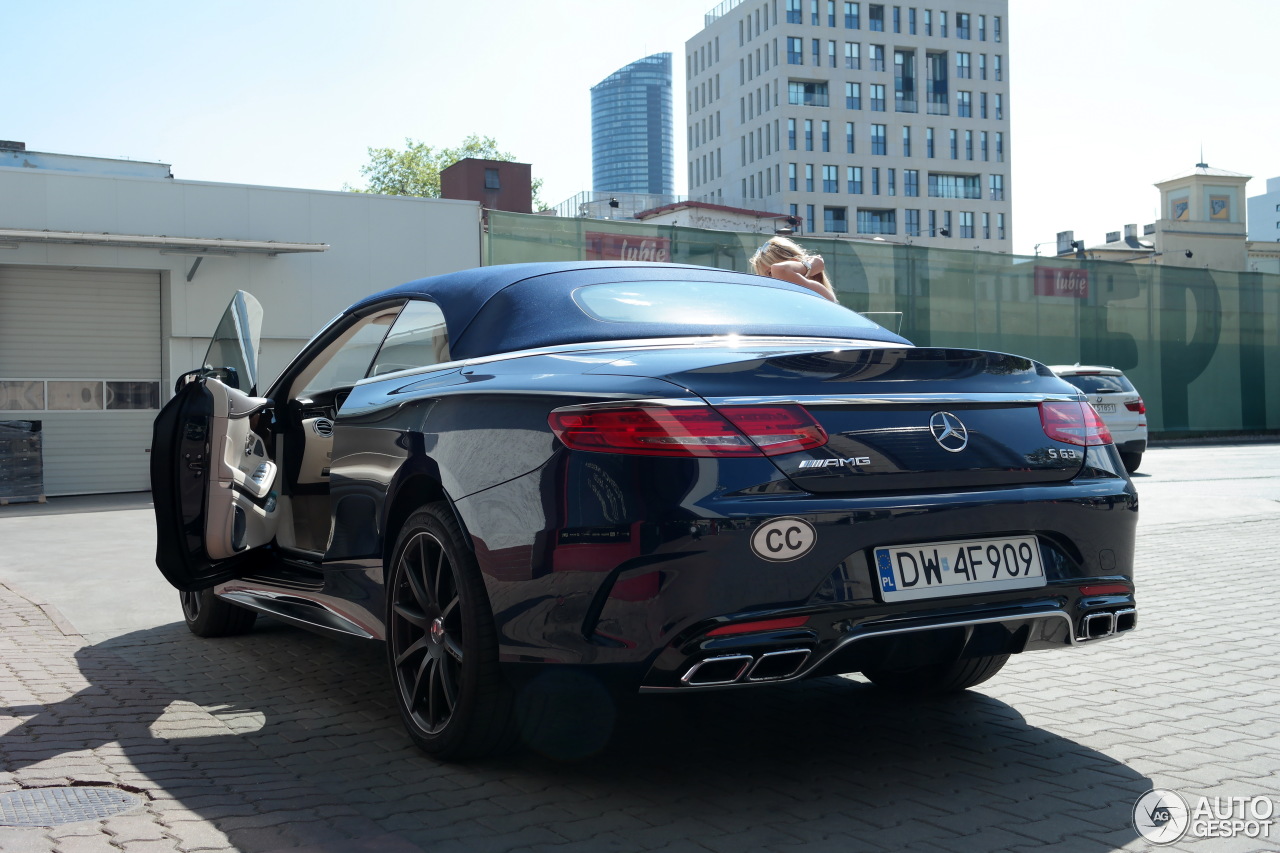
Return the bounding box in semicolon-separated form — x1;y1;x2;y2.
346;135;545;209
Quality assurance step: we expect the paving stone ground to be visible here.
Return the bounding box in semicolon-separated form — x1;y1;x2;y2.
2;447;1279;852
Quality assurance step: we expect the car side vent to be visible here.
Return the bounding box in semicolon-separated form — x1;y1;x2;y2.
312;418;333;437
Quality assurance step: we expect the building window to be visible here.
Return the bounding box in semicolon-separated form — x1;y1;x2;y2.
956;12;970;39
908;7;916;33
924;8;931;35
789;163;798;190
982;211;990;239
926;52;949;114
871;167;880;194
789;118;797;149
857;208;896;234
844;1;860;28
928;209;937;235
964;129;973;159
940;10;947;37
957;90;971;117
894;49;916;112
812;38;821;65
887;167;896;196
484;168;501;190
824;207;849;233
980;130;988;161
790;81;830;106
806;164;815;191
871;123;887;154
949;128;958;159
846;121;855;152
904;168;919;196
959;211;974;238
828;40;838;66
944;210;952;235
788;37;803;64
902;125;912;156
845;41;860;69
956;52;971;79
980;92;988;119
870;44;886;71
787;0;802;23
905;208;921;236
846;81;861;109
978;54;987;80
979;14;986;41
892;6;900;32
996;132;1004;161
805;118;814;150
870;83;886;111
994;16;1002;42
997;212;1006;239
994;55;1003;81
811;0;820;24
807;204;816;232
995;93;1004;119
869;3;884;30
847;165;863;193
823;165;839;192
989;173;1004;200
926;127;934;158
927;174;980;199
821;120;831;151
828;0;837;26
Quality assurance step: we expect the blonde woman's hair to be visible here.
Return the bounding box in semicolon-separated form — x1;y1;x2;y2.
749;235;832;292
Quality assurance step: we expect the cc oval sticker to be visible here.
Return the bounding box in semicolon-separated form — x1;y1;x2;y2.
750;517;817;562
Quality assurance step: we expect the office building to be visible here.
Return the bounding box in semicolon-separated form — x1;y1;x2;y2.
1247;175;1280;244
591;53;675;195
687;0;1011;246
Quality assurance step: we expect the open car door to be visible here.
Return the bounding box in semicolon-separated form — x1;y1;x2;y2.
150;292;281;591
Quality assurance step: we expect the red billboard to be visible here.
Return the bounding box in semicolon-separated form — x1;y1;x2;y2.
1033;266;1089;299
585;231;671;263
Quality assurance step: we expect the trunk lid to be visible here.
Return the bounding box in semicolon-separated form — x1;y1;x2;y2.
590;344;1087;493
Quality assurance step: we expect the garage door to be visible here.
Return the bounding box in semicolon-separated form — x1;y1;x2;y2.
0;266;161;496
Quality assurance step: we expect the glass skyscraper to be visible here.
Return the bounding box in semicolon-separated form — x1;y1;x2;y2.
591;52;674;195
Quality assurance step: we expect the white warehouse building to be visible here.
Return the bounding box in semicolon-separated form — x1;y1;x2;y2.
0;142;481;496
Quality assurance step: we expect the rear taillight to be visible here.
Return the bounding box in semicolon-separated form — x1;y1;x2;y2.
1039;401;1113;446
1125;398;1146;415
548;404;828;457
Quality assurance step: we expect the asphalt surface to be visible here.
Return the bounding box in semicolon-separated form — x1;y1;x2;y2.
0;444;1278;852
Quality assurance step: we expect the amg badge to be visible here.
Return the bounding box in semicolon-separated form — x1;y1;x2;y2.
797;456;872;469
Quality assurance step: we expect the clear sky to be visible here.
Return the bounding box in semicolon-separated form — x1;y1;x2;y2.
6;0;1278;256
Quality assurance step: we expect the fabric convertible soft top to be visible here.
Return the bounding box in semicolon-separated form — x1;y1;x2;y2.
349;261;911;360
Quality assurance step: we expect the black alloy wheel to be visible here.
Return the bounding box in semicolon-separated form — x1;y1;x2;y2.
386;504;515;758
180;588;257;637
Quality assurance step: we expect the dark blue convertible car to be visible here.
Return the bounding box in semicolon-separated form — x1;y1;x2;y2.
152;261;1138;758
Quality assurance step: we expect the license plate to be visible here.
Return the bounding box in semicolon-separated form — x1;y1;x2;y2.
873;535;1046;602
1094;403;1117;413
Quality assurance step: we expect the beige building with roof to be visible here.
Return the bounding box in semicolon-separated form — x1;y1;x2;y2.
1057;163;1275;272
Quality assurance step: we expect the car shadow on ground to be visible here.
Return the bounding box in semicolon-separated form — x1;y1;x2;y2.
3;617;1151;851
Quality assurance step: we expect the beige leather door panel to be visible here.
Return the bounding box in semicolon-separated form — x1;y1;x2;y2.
203;379;279;560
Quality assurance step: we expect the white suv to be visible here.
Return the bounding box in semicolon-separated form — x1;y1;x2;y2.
1048;365;1148;473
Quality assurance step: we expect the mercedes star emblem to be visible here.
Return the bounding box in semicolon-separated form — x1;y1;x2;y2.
929;411;969;452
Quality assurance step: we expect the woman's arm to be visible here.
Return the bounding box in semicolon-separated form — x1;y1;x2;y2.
767;260;838;301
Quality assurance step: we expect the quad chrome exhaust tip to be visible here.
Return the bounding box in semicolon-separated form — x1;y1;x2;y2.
1080;607;1137;641
680;649;812;687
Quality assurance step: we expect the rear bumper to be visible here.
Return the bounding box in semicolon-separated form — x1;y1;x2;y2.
639;592;1137;691
1115;438;1147;455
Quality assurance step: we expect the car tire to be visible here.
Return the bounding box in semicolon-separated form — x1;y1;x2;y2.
180;588;257;637
861;653;1009;696
1120;451;1142;473
385;503;517;759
